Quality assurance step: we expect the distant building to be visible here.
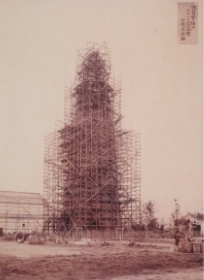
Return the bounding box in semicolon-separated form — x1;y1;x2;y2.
178;212;204;235
0;191;48;234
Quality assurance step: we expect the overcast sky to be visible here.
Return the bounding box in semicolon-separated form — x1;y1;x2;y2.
0;0;203;223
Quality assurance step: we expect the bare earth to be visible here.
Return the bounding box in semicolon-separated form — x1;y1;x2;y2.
0;240;203;280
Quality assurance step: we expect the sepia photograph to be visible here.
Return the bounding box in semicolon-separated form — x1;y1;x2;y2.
0;0;203;279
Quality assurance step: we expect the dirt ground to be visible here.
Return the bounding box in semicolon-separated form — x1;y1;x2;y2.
0;239;203;280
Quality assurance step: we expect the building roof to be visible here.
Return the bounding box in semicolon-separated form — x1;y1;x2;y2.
179;212;204;223
0;190;48;206
187;212;204;221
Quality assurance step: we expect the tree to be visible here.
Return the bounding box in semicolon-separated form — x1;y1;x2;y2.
160;218;165;231
171;199;181;226
142;200;159;230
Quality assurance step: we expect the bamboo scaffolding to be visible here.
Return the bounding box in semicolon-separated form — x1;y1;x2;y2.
43;43;141;237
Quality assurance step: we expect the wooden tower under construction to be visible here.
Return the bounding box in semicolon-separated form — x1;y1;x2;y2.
43;43;141;237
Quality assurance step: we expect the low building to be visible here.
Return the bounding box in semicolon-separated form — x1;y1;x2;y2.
179;212;204;235
0;190;48;234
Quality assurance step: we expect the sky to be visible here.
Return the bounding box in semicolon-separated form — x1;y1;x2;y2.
0;0;203;223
